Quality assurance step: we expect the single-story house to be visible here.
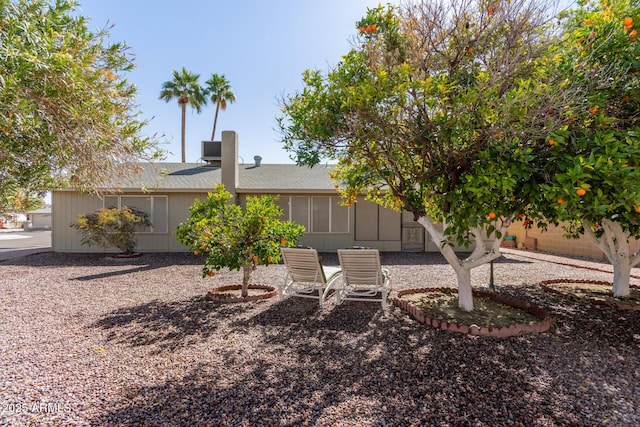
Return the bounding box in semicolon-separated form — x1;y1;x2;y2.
52;130;638;259
52;131;441;253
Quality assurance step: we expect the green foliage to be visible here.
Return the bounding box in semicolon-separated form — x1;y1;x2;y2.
159;67;207;162
70;207;151;254
175;184;305;294
0;186;44;215
0;0;162;209
278;0;561;245
204;73;236;141
539;0;640;240
159;68;207;113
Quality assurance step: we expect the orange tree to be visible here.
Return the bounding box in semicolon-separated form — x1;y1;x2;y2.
279;0;565;311
175;184;305;297
539;0;640;298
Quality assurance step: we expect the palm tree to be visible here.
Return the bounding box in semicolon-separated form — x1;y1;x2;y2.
204;74;236;141
159;68;206;162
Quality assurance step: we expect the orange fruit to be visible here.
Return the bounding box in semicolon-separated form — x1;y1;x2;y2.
194;250;199;255
636;205;640;213
630;29;638;37
549;139;556;146
370;24;377;33
488;212;497;219
200;244;206;250
261;216;267;221
280;238;287;245
623;17;634;27
557;198;565;204
208;271;215;277
488;6;495;16
252;255;258;262
268;257;273;263
576;188;586;196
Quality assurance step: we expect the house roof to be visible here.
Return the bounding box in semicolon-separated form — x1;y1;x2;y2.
27;207;52;214
88;162;338;194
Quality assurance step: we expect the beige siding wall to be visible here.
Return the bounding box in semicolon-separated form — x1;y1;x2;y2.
239;194;404;252
352;198;403;251
506;221;640;260
53;191;212;253
57;191;540;257
53;191;104;252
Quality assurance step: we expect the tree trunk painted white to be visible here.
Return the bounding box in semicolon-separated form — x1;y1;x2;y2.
582;219;640;298
455;267;474;312
416;215;512;311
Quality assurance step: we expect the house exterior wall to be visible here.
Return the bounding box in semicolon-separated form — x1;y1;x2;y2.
506;221;640;260
237;194;404;252
31;213;52;229
54;188;483;254
52;190;213;253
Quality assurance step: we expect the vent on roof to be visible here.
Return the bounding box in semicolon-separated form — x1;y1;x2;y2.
254;155;262;167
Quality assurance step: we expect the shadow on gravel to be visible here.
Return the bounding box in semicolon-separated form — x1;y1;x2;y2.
247;298;385;335
72;265;158;281
90;296;249;352
88;296;640;426
0;252;206;268
0;251;534;270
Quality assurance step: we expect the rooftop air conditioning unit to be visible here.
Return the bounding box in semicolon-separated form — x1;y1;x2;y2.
201;140;222;166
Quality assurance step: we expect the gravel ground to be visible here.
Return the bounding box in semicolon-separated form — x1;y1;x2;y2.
1;250;639;426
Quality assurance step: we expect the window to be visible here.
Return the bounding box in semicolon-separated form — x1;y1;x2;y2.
103;195;168;233
279;196;349;233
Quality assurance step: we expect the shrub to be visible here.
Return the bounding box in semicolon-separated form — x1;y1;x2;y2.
70;207;151;255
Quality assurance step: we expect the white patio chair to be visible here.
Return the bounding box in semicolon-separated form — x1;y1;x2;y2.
336;249;391;310
280;247;342;307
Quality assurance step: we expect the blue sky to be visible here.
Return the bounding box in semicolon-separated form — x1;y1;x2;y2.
77;0;400;164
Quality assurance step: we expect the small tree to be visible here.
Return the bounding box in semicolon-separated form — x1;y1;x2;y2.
175;184;306;297
70;207;151;255
539;0;640;298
